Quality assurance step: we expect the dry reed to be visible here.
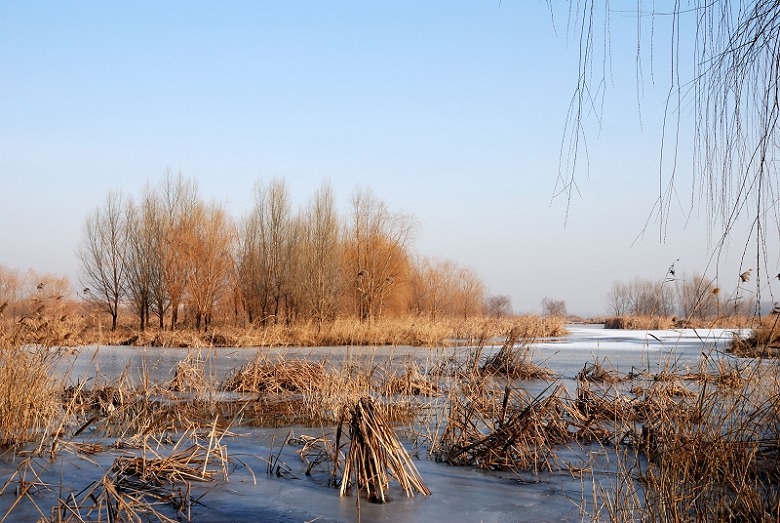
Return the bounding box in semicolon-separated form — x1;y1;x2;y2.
337;397;430;502
433;379;573;472
479;330;557;380
0;345;64;447
65;313;568;348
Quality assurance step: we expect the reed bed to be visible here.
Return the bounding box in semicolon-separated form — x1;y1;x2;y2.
167;351;216;393
576;360;625;384
0;307;88;348
583;355;780;522
55;313;567;348
380;360;440;397
731;315;780;357
221;354;325;394
604;314;760;331
49;429;230;523
0;345;65;448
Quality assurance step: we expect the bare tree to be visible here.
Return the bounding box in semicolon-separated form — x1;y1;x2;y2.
124;193;160;331
409;257;457;320
454;267;485;319
346;187;415;321
297;182;343;326
606;281;631;317
78;191;127;330
486;294;513;318
629;278;675;317
187;201;235;331
238;179;294;326
542;297;567;318
676;273;720;320
157;172;200;329
235;214;262;324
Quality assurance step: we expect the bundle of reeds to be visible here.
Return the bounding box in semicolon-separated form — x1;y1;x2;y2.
52;470;181;523
167;352;215;394
571;381;638;443
730;315;780;357
576;360;624;383
480;330;556;380
49;429;230;523
338;397;430;502
381;361;439;397
221;355;324;394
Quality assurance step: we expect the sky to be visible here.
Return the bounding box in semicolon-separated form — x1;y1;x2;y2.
0;1;774;316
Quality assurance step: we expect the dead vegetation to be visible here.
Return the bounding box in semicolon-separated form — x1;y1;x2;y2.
5;319;780;521
337;397;430;502
479;330;558;380
0;344;64;447
730;315;780;357
603;314;759;330
432;381;572;472
1;312;567;349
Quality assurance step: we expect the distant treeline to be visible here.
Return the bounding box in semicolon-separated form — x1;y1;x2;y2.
71;172;512;331
605;273;759;320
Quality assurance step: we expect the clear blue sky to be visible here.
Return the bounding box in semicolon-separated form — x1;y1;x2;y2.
0;2;769;315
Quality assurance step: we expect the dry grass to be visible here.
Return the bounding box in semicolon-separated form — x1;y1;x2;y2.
583;355;780;522
604;314;760;330
432;374;573;472
380;358;440;397
479;330;557;380
603;316;676;330
731;315;780;357
221;354;326;394
0;344;64;447
48;429;231;523
31;313;568;348
576;360;625;383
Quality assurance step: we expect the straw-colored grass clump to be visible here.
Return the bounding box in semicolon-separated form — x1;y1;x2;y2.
433;380;573;472
478;330;557;380
0;344;64;447
730;315;780;357
221;355;325;394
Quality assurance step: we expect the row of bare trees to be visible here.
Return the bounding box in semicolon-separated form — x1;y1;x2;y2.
78;173;507;331
606;274;754;319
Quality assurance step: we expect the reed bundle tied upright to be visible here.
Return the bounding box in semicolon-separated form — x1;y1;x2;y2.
338;397;430;503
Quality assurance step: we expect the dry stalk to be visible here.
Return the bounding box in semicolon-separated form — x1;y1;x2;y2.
338;397;430;502
433;380;572;472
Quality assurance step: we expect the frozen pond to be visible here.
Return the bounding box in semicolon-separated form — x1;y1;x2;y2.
55;324;742;386
3;325;746;522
